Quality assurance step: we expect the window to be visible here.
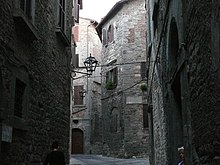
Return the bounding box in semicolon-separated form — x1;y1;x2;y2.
107;25;114;43
143;104;149;128
74;85;83;105
105;67;118;90
20;0;32;20
73;0;83;23
102;29;107;46
13;0;38;40
56;0;70;45
14;78;26;118
58;0;66;32
73;26;79;42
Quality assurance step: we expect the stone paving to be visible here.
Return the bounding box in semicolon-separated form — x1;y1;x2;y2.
70;154;150;165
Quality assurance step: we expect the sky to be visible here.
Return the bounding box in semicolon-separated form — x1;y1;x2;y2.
80;0;120;22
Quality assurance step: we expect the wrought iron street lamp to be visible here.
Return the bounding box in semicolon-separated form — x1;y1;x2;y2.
71;53;98;78
83;53;98;74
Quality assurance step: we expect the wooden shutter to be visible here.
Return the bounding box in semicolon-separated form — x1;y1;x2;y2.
102;29;107;46
73;26;79;42
74;0;79;23
74;85;83;105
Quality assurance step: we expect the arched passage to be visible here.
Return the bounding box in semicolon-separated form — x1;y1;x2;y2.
71;128;84;154
167;18;184;164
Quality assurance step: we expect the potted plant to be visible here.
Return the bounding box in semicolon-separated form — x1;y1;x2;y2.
105;81;114;90
140;82;147;91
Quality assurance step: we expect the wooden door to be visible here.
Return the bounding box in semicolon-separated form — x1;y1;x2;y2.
71;129;84;154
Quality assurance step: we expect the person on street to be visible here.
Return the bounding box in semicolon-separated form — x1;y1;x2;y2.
178;146;185;165
43;141;66;165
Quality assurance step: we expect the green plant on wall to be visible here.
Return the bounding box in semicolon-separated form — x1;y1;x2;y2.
140;82;147;91
105;81;114;90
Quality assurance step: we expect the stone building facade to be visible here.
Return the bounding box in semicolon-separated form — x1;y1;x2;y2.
0;0;73;164
97;0;149;158
71;17;102;154
146;0;220;164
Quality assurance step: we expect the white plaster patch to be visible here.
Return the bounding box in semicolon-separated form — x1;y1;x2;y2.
126;96;142;104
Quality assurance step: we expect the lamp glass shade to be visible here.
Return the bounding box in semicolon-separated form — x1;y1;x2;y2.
83;54;98;73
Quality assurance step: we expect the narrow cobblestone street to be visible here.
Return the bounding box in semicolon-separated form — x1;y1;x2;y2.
70;155;150;165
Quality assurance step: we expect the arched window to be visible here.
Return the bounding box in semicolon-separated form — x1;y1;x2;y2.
107;24;114;43
102;29;107;46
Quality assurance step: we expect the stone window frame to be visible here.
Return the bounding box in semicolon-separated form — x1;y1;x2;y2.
105;67;118;90
57;0;67;33
14;78;26;118
102;24;115;47
102;29;107;46
13;0;39;40
15;0;36;23
73;0;83;23
107;24;114;43
56;0;71;46
10;66;30;130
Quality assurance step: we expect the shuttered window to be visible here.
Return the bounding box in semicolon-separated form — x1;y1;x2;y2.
19;0;34;21
107;25;114;43
58;0;66;32
74;85;83;105
73;26;79;42
74;0;80;23
102;29;107;46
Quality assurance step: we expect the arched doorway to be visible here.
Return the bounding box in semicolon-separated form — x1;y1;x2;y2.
71;128;84;154
167;18;184;164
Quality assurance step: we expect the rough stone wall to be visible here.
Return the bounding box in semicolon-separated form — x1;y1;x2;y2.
185;0;220;164
145;0;171;164
101;0;149;158
147;0;220;164
0;0;72;164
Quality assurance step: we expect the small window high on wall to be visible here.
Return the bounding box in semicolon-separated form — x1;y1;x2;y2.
58;0;66;32
105;67;118;90
74;85;83;105
107;25;114;43
14;78;26;118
